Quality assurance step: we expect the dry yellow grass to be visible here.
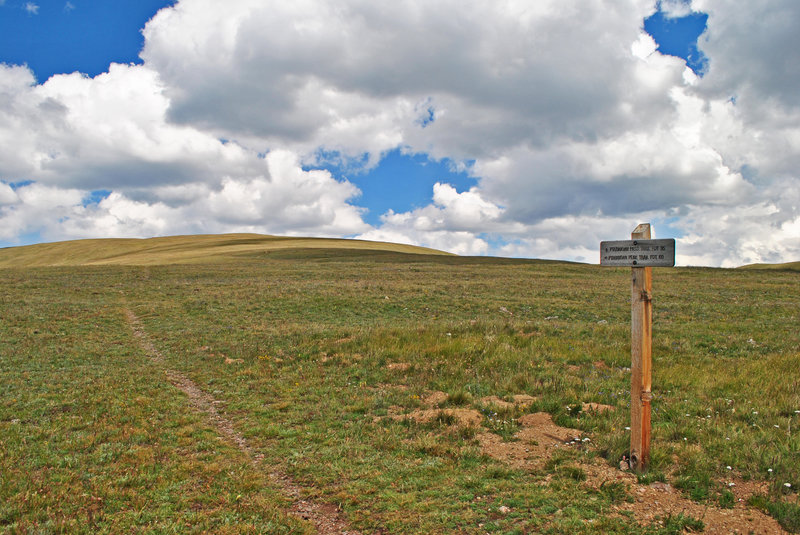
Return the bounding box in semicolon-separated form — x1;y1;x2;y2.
738;260;800;272
0;233;452;267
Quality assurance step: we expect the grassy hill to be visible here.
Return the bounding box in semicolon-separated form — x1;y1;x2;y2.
738;260;800;272
0;233;452;267
1;237;798;533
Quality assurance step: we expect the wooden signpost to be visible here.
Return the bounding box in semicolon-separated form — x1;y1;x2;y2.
600;224;675;472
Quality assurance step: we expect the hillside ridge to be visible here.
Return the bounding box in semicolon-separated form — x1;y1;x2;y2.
0;233;453;267
737;260;800;272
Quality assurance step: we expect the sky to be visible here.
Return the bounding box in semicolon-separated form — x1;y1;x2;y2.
1;0;798;267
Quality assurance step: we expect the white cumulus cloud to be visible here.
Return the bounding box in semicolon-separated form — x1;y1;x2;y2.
0;0;798;265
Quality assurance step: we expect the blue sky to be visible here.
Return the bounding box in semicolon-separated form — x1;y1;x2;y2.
644;9;708;74
309;150;477;227
0;1;175;82
1;1;798;266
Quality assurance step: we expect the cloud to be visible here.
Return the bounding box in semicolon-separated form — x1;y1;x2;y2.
141;0;664;160
0;62;369;244
357;183;521;256
64;2;75;12
1;151;368;244
24;2;38;14
688;0;800;181
1;0;799;265
0;182;18;205
0;182;83;241
694;1;800;111
673;184;800;267
1;63;251;190
659;0;693;18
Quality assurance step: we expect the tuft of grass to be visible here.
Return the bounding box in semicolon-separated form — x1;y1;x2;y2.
555;465;588;482
656;513;705;534
445;390;473;407
599;480;633;504
748;495;800;533
673;472;713;502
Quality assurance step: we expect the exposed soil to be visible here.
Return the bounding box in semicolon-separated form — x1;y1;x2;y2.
473;406;786;534
477;412;585;469
125;309;360;535
581;402;614;413
404;389;786;533
479;394;537;410
423;390;449;406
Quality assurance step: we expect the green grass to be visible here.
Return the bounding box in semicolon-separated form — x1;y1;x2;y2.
1;240;799;533
0;267;307;533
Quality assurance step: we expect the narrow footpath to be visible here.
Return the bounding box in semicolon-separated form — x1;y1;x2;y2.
125;308;360;535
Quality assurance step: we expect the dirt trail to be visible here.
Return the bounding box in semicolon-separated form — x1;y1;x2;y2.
124;309;359;535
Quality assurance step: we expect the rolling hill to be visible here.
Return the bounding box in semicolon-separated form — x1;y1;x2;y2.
0;233;452;267
737;260;800;272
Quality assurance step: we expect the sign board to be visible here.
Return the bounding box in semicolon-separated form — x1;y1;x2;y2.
600;239;675;267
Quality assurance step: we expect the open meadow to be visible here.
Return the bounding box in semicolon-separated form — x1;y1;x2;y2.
1;236;798;533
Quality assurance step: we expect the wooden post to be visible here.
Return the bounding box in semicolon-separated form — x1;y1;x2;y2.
601;224;674;472
630;223;653;472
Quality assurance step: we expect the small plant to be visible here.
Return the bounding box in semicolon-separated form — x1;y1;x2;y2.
434;410;457;426
445;390;472;406
599;480;632;504
674;472;712;502
717;488;735;509
636;471;667;485
484;413;520;441
555;465;587;482
658;513;705;534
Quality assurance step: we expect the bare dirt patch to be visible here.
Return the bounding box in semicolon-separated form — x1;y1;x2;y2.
464;403;785;534
125;308;360;535
581;402;614;413
479;394;537;410
573;462;785;533
423;390;449;406
471;407;785;534
477;412;584;469
620;476;784;534
385;390;485;427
